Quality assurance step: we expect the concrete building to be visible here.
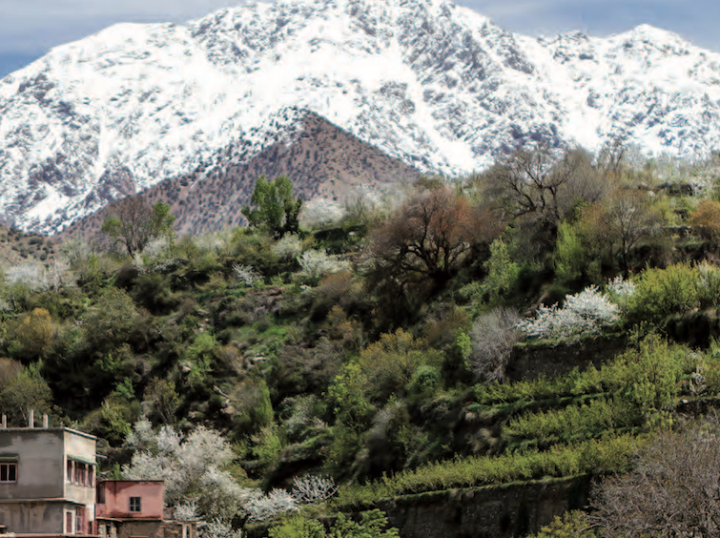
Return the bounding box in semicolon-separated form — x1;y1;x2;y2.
96;482;195;538
0;413;98;537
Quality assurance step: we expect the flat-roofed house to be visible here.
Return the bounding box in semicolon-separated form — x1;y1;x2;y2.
96;481;195;538
0;412;98;537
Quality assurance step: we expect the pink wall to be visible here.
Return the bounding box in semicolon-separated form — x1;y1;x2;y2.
96;481;164;519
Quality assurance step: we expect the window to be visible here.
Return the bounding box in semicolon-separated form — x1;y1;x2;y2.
68;461;94;486
97;485;105;504
66;512;74;535
0;463;17;483
129;497;142;513
75;507;85;535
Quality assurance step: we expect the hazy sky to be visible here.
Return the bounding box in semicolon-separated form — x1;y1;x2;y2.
1;0;719;78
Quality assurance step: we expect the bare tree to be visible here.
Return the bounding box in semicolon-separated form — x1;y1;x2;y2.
101;197;175;256
604;191;661;274
469;308;521;382
480;145;597;253
484;144;584;222
593;418;720;538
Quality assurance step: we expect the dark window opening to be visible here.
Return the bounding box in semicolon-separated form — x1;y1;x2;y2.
129;497;142;513
0;463;17;483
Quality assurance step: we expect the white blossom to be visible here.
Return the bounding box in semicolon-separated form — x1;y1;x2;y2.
291;475;337;504
271;234;303;261
242;489;298;522
300;197;345;227
199;519;244;538
232;264;260;287
517;286;620;340
123;421;251;521
298;250;350;280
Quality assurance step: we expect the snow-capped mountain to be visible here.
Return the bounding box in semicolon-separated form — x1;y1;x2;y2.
1;0;720;234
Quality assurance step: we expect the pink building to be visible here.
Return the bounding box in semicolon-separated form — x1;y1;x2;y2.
96;481;164;520
95;481;195;538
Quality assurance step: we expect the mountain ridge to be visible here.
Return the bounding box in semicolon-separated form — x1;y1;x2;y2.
2;0;720;234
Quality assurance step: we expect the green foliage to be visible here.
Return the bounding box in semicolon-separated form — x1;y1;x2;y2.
242;175;303;238
528;511;596;538
554;221;584;284
355;329;441;403
627;262;720;323
482;238;521;302
82;288;148;354
339;435;639;503
269;515;325;538
328;511;399;538
0;361;54;426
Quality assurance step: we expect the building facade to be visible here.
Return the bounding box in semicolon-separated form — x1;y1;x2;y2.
0;416;98;537
96;482;195;538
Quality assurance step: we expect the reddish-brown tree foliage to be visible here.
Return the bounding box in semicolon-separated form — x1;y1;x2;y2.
370;187;501;290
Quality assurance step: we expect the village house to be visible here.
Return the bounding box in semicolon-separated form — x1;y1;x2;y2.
96;481;195;538
0;412;97;537
0;414;195;538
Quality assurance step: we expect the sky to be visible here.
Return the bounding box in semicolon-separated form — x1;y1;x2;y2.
0;0;719;78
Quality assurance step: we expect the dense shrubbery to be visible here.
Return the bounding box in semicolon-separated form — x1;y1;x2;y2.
3;150;720;536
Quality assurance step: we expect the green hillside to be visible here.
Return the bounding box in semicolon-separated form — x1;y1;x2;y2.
2;146;720;537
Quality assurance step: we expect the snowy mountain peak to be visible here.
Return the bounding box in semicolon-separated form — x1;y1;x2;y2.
2;0;720;234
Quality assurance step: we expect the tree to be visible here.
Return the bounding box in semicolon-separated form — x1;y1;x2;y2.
690;200;720;241
592;419;720;538
123;419;253;522
481;146;605;251
603;191;661;274
369;187;500;291
242;175;302;238
101;197;175;256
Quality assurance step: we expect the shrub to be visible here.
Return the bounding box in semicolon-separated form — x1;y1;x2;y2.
528;511;596;538
291;475;337;504
469;308;520;382
593;420;720;538
233;264;261;287
199;519;244;538
690;199;720;240
243;489;298;522
268;515;325;538
517;286;620;340
298;250;350;281
328;510;399;538
626;262;720;323
605;275;635;308
554;221;584;284
481;238;521;302
271;235;304;261
356;329;441;403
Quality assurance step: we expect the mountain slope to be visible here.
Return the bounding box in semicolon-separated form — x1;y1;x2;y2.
61;111;420;237
2;0;720;234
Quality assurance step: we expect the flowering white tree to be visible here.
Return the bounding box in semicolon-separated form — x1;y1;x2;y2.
271;234;304;261
123;419;253;522
300;197;345;228
242;489;298;522
517;286;620;340
298;250;350;280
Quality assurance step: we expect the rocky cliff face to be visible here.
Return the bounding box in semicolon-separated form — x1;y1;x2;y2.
2;0;720;234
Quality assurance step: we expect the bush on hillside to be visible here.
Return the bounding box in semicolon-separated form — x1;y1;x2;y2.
517;286;620;340
469;308;521;382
